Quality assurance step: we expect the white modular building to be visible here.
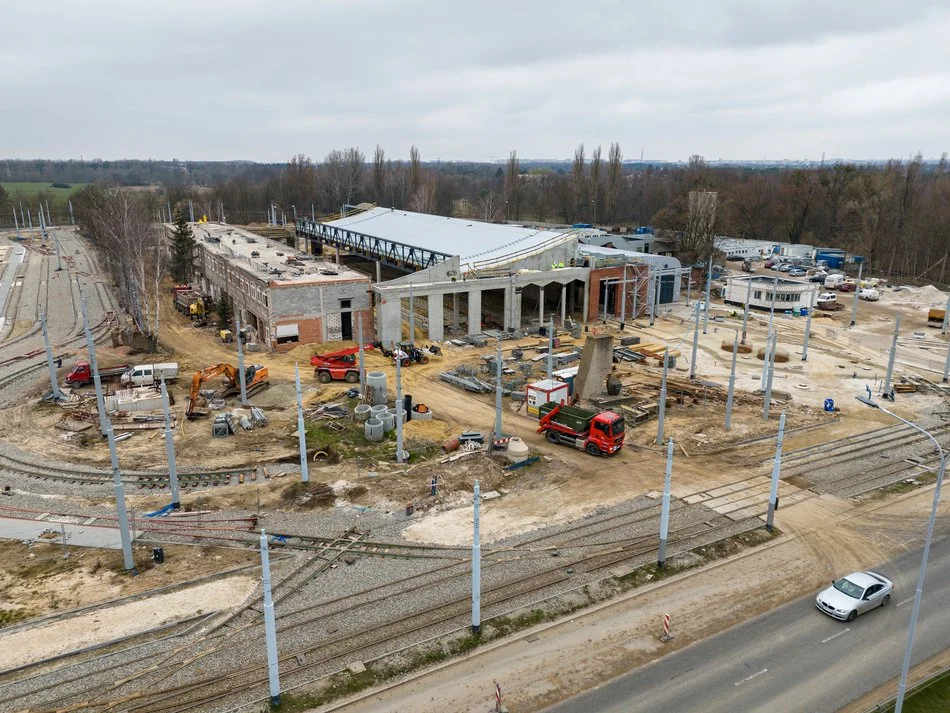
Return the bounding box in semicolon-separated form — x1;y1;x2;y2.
723;275;819;311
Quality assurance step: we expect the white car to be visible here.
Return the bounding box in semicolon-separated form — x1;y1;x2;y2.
858;288;880;301
816;292;837;304
816;571;893;621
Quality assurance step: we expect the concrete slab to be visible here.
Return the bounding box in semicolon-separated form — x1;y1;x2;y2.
0;517;140;550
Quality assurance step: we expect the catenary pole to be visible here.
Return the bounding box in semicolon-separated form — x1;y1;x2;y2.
494;339;503;441
849;259;863;327
942;295;950;335
106;421;137;574
765;412;786;532
883;315;901;396
396;350;405;463
472;479;481;633
81;298;109;438
260;529;281;706
546;317;554;381
658;437;674;568
802;290;815;361
741;278;752;345
725;332;738;431
657;348;669;444
357;312;366;394
160;380;181;508
295;364;310;483
702;254;713;334
40;312;62;401
763;330;777;420
690;301;700;380
235;316;248;405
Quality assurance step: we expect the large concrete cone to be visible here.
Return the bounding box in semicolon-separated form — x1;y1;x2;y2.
574;334;614;401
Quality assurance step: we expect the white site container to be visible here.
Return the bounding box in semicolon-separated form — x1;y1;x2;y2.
525;379;570;417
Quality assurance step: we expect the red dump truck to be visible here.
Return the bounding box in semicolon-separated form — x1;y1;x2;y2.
65;360;131;387
537;402;625;456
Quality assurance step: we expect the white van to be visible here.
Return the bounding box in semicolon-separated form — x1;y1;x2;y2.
858;288;880;302
120;362;180;386
824;274;845;289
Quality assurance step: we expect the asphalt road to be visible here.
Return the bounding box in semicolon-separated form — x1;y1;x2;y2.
544;534;950;713
0;243;26;333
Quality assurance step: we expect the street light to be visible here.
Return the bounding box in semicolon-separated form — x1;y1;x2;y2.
855;392;947;713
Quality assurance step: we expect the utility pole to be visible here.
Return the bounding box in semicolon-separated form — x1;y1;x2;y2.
849;259;864;327
395;352;406;463
357;312;366;395
235;316;248;405
942;296;950;335
81;298;109;438
740;279;752;345
657;348;669;444
13;208;20;239
657;438;674;568
883;316;901;396
546;317;554;381
160;380;181;509
690;301;700;380
725;332;738;431
188;200;195;223
106;421;137;574
494;339;503;442
295;363;310;483
69;199;75;225
702;254;713;334
472;479;481;633
408;286;415;344
40;313;62;401
45;200;52;226
765;412;786;532
763;331;778;421
802;290;815;361
260;529;281;707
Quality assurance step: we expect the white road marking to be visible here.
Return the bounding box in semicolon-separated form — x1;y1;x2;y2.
734;668;768;686
822;628;850;643
896;597;914;608
14;281;21;287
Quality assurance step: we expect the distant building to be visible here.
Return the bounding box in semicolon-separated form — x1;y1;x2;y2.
723;275;818;311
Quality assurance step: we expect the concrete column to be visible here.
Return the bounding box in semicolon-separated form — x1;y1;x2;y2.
375;260;382;283
582;277;590;323
512;288;522;332
379;298;402;346
452;292;460;332
427;293;444;342
468;289;482;335
561;284;567;327
538;284;544;327
503;286;514;332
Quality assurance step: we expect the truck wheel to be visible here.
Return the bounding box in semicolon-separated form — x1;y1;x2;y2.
546;431;559;444
586;443;601;456
318;371;332;383
420;355;429;364
345;372;359;383
401;358;411;367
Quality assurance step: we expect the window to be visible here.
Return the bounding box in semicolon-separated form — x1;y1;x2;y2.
340;299;351;309
754;291;762;299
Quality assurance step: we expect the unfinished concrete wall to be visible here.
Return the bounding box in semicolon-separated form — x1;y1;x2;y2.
573;333;615;402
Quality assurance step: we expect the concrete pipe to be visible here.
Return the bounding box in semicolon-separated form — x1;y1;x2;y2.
366;371;388;406
354;404;372;422
506;436;531;462
370;404;389;418
441;436;460;454
364;418;384;442
380;411;395;432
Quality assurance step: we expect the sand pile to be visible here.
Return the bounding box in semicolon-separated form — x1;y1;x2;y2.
880;284;948;309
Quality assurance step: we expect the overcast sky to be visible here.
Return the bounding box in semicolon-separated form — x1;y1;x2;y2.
2;0;948;162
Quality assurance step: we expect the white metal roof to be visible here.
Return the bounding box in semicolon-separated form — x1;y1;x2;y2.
324;207;575;264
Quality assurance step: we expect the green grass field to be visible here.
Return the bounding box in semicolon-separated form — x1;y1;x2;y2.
1;182;87;201
878;669;950;712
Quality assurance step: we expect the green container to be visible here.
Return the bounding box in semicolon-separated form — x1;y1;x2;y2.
539;402;596;432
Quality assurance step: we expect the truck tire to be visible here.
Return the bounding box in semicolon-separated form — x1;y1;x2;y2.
317;371;332;383
344;372;359;383
546;430;559;444
586;443;601;456
419;355;429;364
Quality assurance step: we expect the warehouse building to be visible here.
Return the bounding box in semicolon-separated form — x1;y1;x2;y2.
188;223;373;351
296;206;686;346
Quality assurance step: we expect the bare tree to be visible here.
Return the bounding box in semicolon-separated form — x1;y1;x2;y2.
606;143;623;222
504;150;522;221
589;145;603;223
323;147;365;212
409;145;422;198
676;190;718;264
73;185;165;350
572;143;586;220
476;190;502;222
372;145;387;204
409;175;437;214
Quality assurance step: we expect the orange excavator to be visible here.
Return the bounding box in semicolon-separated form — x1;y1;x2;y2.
186;363;269;419
310;345;374;383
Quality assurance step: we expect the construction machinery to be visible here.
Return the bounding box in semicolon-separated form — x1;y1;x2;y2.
374;340;432;366
928;308;946;328
310;345;375;383
537;401;625;456
173;285;212;326
186;363;269;419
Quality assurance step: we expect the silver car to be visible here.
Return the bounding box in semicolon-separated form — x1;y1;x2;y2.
815;571;893;621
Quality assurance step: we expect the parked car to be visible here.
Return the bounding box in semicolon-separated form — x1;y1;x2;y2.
788;267;807;277
838;282;857;292
858;288;880;301
763;260;775;269
778;263;794;272
810;273;829;283
816;292;838;304
816;571;893;621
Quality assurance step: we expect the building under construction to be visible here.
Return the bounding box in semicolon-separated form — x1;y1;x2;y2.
187;223;373;351
296;206;689;346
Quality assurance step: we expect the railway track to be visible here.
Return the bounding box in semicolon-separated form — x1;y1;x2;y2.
17;512;758;713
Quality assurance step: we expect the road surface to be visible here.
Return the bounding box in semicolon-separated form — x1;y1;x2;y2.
543;534;950;713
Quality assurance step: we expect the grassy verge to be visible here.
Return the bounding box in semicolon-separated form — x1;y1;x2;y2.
876;668;950;713
270;526;780;711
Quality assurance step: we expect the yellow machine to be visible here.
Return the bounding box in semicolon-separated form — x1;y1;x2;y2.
186;363;268;418
219;329;234;343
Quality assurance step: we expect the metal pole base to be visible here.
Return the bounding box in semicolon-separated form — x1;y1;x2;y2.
657;559;665;569
171;502;181;510
270;694;281;707
660;634;674;643
471;624;480;634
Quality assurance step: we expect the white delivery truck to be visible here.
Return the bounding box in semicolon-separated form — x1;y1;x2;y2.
120;362;180;386
824;274;845;289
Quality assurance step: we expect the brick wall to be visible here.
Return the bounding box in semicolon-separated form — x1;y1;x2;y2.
587;265;650;322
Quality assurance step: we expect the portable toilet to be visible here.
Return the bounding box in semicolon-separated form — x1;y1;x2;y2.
526;379;570;416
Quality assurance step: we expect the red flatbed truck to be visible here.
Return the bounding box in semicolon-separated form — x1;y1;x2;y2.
537;402;625;456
